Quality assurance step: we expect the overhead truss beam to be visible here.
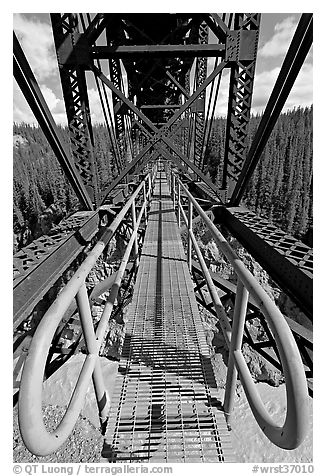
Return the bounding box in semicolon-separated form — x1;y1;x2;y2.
91;44;225;58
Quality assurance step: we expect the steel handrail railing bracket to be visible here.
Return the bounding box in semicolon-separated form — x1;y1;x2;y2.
18;168;157;456
172;171;309;450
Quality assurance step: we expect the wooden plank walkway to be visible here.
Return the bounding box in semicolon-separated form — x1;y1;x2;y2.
102;170;236;462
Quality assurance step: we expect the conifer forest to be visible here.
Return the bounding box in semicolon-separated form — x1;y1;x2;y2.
13;106;312;252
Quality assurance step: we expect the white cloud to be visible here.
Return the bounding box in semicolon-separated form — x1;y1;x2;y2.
14;79;107;127
40;85;60;111
13;13;57;81
259;16;297;58
285;62;313;110
252;62;312;114
13;80;38;124
87;88;106;124
13;80;67;126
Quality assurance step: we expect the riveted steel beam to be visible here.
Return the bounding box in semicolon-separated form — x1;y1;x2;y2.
214;206;313;320
92;56;226;198
84;14;110;44
108;57;128;166
140;104;181;109
193;20;208;169
166;70;190;99
129;150;161;177
92;64;160;134
100;142;156;203
222;14;260;198
191;260;313;395
13;211;100;328
93;61;227;139
91;43;225;58
209;13;230;38
92;59;227;195
161;61;227;132
50;14;100;207
159;144;221;199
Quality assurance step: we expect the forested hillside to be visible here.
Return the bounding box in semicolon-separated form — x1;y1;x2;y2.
13;124;116;251
13;106;312;252
205;106;313;242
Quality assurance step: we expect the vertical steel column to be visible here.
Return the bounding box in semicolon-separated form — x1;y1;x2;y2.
223;278;249;424
229;13;313;206
108;57;127;165
50;14;100;207
222;14;260;199
184;68;192;163
193;20;208;170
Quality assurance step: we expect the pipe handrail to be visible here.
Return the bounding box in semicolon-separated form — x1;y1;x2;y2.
172;171;309;450
18;168;157;456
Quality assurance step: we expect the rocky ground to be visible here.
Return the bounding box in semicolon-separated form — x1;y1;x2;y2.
229;383;313;463
13;218;312;463
13;405;104;463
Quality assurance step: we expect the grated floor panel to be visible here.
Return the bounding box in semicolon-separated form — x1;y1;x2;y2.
102;171;236;463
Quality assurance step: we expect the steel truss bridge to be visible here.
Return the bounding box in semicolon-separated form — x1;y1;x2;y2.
13;13;313;462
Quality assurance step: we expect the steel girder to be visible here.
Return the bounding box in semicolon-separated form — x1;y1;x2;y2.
13;14;313;392
49;13;262;193
92;58;227;203
191;261;313;396
222;14;261;198
108;57;128;166
92;43;225;57
106;20;130;168
214;206;313;320
193;20;208;169
50;14;100;207
13;212;101;328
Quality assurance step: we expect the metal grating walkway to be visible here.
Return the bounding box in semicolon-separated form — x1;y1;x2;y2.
102;170;236;462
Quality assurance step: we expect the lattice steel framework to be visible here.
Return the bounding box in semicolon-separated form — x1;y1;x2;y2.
13;13;313;405
193;20;208;169
222;13;260;197
51;14;100;207
112;60;127;160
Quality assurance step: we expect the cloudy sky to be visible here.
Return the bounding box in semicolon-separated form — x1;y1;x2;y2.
13;13;313;125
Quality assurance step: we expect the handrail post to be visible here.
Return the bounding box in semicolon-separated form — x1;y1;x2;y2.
76;283;110;426
143;181;148;224
177;180;181;227
223;278;249;426
172;174;176;210
147;173;151;197
131;199;139;268
187;198;193;270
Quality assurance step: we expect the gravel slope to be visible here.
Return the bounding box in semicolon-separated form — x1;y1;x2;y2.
13;405;104;463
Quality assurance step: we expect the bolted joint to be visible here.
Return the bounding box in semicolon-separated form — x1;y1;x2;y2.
226;30;259;62
57;32;90;67
191;98;205;113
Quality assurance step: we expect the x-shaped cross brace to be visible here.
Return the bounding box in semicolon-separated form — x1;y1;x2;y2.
91;60;227;204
